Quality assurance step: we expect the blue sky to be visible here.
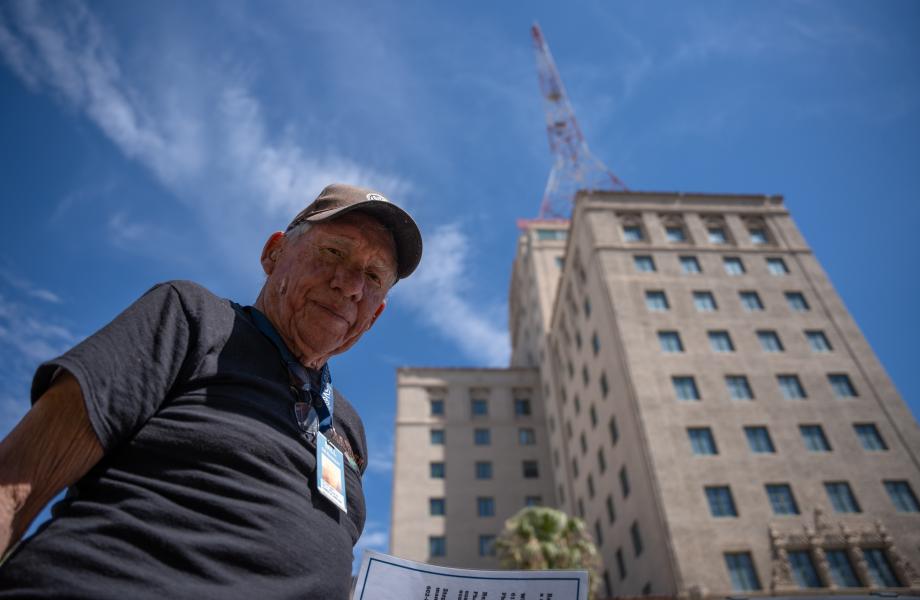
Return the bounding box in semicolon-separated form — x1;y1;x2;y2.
1;0;918;566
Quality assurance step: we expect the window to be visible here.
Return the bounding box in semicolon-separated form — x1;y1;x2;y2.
788;551;821;588
623;225;643;242
800;425;831;452
477;497;495;517
525;496;542;507
582;366;589;386
767;257;789;275
854;423;887;451
705;486;738;517
605;494;617;523
863;549;901;587
749;228;768;245
475;461;492;479
584;297;591;316
474;428;491;446
757;330;784;352
522;460;539;479
785;291;810;312
430;399;444;416
471;398;488;416
825;481;861;513
726;375;754;400
536;229;567;241
429;498;446;516
645;290;669;311
680;255;701;274
575;331;582;349
666;226;686;243
600;372;609;397
634;255;656;272
478;535;496;557
806;330;832;352
555;256;564;269
723;257;745;275
579;432;588;454
829;374;857;398
641;582;652;596
825;550;860;587
688;427;718;455
672;376;700;401
766;484;800;515
430;462;445;478
745;426;776;453
597;448;606;473
693;291;718;312
587;475;596;499
616;548;626;579
778;375;807;399
430;429;445;445
708;227;728;244
603;572;612;599
884;480;920;512
577;498;585;518
574;395;581;415
518;428;536;445
591;333;600;355
589;405;598;428
514;398;532;416
739;291;764;311
630;521;643;556
429;536;446;557
619;467;630;498
708;330;735;352
725;552;761;591
609;416;620;445
658;330;684;353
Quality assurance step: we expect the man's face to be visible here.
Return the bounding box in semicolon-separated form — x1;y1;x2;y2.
259;212;397;368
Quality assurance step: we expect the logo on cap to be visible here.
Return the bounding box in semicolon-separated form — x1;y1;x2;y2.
366;193;388;203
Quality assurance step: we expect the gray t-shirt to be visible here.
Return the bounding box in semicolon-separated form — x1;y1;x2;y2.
0;281;367;599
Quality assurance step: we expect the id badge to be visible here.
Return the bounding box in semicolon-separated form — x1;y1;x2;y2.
316;434;348;513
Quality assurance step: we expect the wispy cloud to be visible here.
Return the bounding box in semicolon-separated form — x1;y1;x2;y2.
366;429;394;475
0;268;63;304
394;224;509;367
352;520;389;570
0;0;411;276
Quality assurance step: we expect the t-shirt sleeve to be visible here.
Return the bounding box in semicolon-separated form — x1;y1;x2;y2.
31;282;195;453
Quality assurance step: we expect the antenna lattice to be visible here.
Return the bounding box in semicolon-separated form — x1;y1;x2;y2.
531;23;627;220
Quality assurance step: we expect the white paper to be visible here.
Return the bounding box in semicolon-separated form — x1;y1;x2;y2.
352;550;588;600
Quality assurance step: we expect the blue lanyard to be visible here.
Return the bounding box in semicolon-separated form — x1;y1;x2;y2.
246;306;334;433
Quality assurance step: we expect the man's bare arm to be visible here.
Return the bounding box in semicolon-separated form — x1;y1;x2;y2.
0;372;103;556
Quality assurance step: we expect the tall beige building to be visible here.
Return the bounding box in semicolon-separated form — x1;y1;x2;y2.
390;190;920;598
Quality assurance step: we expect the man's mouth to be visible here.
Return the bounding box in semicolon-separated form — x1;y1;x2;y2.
311;300;352;326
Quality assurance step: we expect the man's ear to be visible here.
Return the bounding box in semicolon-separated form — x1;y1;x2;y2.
260;232;286;275
371;299;387;325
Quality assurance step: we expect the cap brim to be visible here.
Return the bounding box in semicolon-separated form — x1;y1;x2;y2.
305;200;423;279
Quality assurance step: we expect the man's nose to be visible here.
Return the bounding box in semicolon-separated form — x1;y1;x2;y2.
331;263;365;300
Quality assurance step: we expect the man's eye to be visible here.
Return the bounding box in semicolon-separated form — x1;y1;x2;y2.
323;247;345;258
365;271;382;286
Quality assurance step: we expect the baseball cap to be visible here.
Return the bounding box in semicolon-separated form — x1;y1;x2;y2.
286;183;423;279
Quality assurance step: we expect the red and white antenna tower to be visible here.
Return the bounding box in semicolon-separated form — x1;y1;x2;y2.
531;23;627;220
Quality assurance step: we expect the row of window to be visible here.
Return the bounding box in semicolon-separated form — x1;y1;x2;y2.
645;288;810;313
633;253;790;276
429;534;499;558
429;397;532;418
429;427;537;446
688;422;889;455
620;216;773;248
429;460;540;480
702;479;919;518
725;546;902;591
428;495;544;518
656;328;832;354
669;372;857;401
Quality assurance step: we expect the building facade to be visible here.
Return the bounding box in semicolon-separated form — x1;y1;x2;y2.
390;190;920;598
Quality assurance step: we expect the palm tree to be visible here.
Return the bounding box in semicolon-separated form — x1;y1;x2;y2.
495;506;601;599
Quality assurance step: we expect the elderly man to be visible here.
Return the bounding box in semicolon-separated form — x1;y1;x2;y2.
0;184;422;598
